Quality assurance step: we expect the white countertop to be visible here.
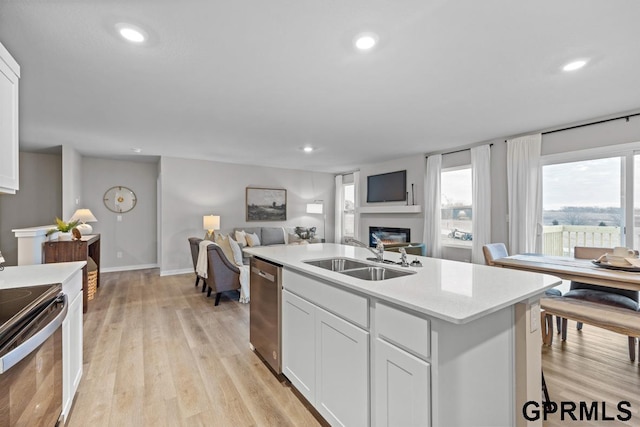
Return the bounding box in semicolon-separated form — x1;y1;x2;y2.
244;243;562;324
0;262;86;289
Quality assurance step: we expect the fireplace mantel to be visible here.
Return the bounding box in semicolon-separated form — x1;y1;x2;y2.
357;205;422;214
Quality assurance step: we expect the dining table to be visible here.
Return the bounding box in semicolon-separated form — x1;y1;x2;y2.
492;254;640;291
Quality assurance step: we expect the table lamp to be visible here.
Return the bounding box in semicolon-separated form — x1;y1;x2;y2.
306;201;324;240
71;208;98;234
203;215;220;240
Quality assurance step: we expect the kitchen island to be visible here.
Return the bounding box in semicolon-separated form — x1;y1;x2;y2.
0;262;85;422
244;243;561;427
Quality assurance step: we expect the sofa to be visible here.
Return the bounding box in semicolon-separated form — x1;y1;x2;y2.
230;226;321;247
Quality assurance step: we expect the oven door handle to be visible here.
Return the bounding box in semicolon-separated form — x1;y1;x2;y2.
0;295;68;374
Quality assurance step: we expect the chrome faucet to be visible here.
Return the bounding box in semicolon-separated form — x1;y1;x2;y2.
399;247;409;267
345;235;385;262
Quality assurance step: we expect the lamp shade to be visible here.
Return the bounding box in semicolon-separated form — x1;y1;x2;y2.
71;208;97;234
306;202;323;214
71;208;98;223
203;215;220;231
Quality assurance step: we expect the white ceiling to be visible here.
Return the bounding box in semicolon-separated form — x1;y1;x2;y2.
1;1;639;172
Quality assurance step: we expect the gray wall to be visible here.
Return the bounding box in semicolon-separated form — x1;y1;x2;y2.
81;157;158;270
159;156;334;275
62;145;83;219
0;152;62;265
357;155;425;245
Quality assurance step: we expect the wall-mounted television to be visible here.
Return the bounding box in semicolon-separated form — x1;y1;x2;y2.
366;170;407;203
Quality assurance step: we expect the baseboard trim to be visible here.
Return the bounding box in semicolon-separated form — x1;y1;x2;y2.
101;263;159;273
159;268;192;277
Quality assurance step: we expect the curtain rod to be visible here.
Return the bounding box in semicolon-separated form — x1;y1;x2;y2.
541;113;640;136
334;169;360;176
425;143;493;158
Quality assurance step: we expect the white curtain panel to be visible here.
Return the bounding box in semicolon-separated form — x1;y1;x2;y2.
334;174;344;243
353;171;361;241
423;155;442;258
507;134;543;254
471;145;491;264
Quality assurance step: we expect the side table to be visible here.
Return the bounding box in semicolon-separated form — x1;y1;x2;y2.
43;234;101;313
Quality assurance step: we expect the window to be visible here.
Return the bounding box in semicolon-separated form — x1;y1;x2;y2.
441;166;472;247
343;183;355;238
542;155;625;256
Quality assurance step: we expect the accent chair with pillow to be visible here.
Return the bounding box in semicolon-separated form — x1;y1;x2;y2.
188;237;207;292
205;243;242;306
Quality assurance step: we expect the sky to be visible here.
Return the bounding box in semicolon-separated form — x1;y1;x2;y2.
441;168;472;206
441;157;629;210
542;157;622;210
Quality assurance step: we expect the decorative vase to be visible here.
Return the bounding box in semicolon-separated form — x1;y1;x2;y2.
58;232;72;241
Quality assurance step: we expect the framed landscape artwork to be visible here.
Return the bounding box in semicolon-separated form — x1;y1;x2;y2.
246;187;287;221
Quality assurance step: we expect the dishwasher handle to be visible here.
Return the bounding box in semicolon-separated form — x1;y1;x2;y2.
251;266;275;282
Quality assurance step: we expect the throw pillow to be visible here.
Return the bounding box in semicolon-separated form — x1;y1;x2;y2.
228;236;244;266
234;230;247;247
215;235;235;264
262;227;286;245
246;232;261;247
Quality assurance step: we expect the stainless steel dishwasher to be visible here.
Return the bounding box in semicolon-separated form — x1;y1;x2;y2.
250;256;282;374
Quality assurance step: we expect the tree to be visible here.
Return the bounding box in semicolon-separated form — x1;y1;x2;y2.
562;208;586;225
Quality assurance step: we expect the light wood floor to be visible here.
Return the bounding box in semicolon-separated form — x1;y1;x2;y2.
67;270;640;427
542;321;640;426
66;269;321;427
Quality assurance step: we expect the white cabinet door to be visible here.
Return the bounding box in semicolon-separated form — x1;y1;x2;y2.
282;290;316;403
62;289;83;419
0;43;19;194
374;338;430;427
316;307;369;427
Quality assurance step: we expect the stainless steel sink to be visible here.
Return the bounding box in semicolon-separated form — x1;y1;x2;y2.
303;257;372;272
303;257;415;281
340;266;415;281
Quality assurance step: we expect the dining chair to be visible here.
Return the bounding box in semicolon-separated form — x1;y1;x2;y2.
564;246;639;361
482;243;563;343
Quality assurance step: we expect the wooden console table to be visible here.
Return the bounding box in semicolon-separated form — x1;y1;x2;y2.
43;234;100;313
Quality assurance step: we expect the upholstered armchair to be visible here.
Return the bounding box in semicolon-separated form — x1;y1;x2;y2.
205;243;241;306
188;237;207;292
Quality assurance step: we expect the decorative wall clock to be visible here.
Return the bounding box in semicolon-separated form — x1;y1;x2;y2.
103;186;137;213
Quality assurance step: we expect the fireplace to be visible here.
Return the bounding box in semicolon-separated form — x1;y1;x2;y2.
369;227;411;247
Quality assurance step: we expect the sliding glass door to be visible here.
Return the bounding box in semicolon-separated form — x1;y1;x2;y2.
541;156;625;256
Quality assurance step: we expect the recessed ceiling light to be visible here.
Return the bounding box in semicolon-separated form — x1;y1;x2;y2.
116;23;147;43
562;60;588;72
303;146;314;153
131;148;142;153
354;33;378;51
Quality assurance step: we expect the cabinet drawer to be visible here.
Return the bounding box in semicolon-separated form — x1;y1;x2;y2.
283;269;368;329
375;301;430;359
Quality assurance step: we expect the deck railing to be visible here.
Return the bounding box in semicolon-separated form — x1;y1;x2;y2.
542;225;621;256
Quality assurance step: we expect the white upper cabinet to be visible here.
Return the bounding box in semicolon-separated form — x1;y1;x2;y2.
0;41;20;194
